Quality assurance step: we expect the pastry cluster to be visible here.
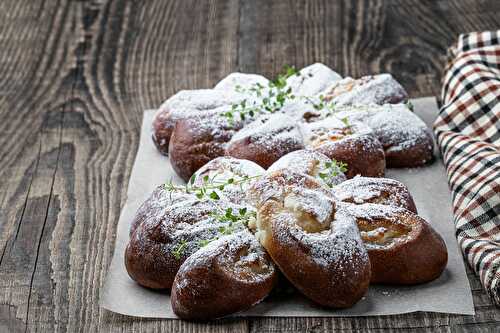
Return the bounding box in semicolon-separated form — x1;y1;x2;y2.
152;63;434;181
125;65;445;319
125;152;448;319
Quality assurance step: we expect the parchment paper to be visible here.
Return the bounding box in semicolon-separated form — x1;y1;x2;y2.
100;97;475;318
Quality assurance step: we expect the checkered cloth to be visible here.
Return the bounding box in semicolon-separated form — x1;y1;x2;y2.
434;31;500;305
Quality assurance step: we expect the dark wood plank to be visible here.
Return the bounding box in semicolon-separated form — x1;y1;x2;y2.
62;0;246;332
0;1;82;332
0;0;499;332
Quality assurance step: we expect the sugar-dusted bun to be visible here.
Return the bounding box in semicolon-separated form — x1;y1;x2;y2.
171;230;277;320
226;113;305;169
268;149;347;187
364;105;433;167
152;108;175;155
153;90;235;155
336;104;434;168
314;134;386;179
305;122;384;179
125;198;248;289
169;110;243;181
323;74;408;106
129;184;193;236
333;176;417;213
305;118;385;178
214;72;270;92
285;63;342;96
192;156;265;204
343;203;447;284
249;171;371;308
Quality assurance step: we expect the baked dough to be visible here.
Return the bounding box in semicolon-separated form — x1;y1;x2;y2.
171;230;277;320
268;149;347;187
154;64;432;180
333;176;418;213
248;170;371;307
343;203;448;284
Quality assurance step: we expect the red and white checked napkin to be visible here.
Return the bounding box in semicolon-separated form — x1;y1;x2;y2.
434;31;500;305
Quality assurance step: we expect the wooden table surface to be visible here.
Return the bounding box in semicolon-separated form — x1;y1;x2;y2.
1;0;499;332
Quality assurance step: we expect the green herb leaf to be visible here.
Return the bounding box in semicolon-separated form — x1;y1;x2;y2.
172;240;188;260
209;191;220;200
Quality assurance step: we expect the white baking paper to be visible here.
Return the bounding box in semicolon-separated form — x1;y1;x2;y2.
100;97;475;318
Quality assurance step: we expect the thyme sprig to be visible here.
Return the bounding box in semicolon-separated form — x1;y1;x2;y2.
172;240;188;260
164;173;261;200
302;95;355;129
196;207;257;248
226;65;353;129
223;65;300;122
405;100;414;111
318;159;349;187
211;207;256;230
165;173;261;258
304;94;337;116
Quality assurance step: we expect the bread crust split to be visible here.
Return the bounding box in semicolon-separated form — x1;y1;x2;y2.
343;203;448;284
125;152;448;318
249;171;371;308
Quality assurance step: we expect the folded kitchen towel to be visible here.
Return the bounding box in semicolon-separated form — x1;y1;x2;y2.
434;30;500;305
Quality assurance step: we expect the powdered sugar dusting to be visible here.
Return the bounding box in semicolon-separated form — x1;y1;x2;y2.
253;172;368;268
284;187;335;226
323;74;408;106
158;64;431;176
214;72;269;93
286;63;342;96
335;103;432;153
288;210;367;267
304;117;374;148
138;64;439;311
341;201;407;221
268;149;347;187
229;113;305;151
176;230;275;287
146;198;253;260
333;176;416;211
193;157;265;204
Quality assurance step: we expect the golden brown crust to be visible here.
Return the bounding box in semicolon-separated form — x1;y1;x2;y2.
152;89;235;155
129;185;192;236
157;68;433;179
343;203;448;284
171;231;277;320
335;105;434;168
125;226;180;290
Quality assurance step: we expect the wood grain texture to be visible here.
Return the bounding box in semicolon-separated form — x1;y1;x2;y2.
0;0;499;332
